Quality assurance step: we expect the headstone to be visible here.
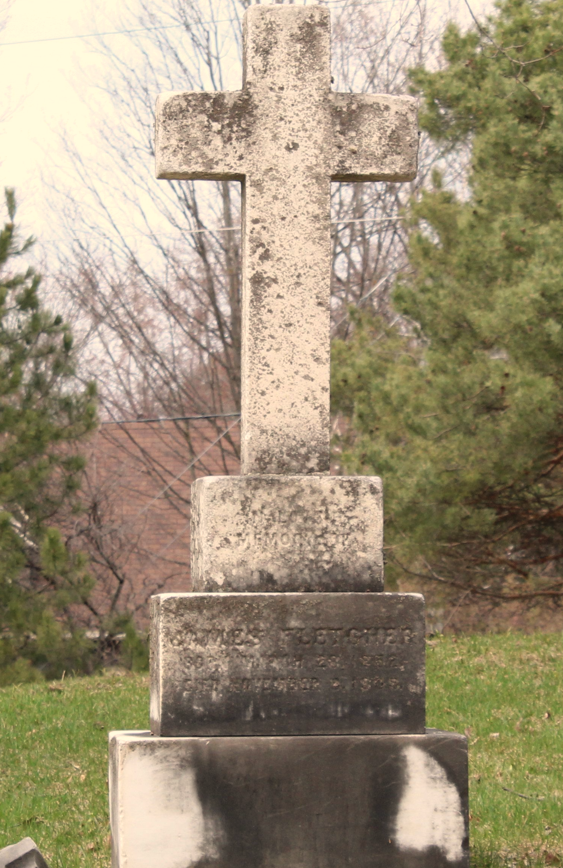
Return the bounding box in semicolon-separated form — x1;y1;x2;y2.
150;592;425;735
0;839;50;868
109;6;469;868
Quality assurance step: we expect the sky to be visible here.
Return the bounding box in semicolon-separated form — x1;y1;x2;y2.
0;0;490;247
1;3;91;193
0;0;136;240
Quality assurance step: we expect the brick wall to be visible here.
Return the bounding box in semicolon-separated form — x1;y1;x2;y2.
76;417;240;626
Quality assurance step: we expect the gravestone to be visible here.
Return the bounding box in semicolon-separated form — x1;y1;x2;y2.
109;6;470;868
0;838;50;868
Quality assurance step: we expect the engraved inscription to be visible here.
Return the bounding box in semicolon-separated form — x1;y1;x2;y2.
180;625;417;650
176;622;422;696
182;676;323;697
153;593;426;735
173;627;265;648
316;654;402;669
178;675;418;696
209;499;372;559
217;530;364;554
281;626;416;646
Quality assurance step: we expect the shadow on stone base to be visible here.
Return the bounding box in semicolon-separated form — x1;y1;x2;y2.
109;730;469;868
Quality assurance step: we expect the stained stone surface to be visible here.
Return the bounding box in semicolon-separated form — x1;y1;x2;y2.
155;4;418;475
150;592;425;736
191;474;384;592
0;838;50;868
110;729;469;868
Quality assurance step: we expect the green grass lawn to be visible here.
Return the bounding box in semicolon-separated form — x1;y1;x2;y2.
0;634;561;868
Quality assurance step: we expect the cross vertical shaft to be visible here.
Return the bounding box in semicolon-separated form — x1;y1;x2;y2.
241;7;332;474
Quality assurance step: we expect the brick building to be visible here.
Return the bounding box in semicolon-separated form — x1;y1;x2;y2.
76;415;240;626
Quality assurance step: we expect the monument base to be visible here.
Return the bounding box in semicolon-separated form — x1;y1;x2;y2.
109;730;469;868
151;592;426;736
191;475;384;592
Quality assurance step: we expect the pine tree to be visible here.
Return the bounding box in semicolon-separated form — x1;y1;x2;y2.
331;0;563;605
0;190;97;682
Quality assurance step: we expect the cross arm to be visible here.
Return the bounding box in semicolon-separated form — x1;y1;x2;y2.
155;91;252;180
330;93;418;183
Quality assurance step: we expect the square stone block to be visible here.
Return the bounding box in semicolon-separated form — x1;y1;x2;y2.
191;475;384;592
109;729;469;868
150;592;425;736
0;838;50;868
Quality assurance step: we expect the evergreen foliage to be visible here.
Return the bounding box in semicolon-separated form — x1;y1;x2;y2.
332;0;563;603
0;190;98;682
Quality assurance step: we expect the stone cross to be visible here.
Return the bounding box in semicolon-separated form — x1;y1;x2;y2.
155;4;417;475
110;12;470;865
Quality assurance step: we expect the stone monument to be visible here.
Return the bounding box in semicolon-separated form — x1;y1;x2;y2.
109;6;470;867
0;838;50;868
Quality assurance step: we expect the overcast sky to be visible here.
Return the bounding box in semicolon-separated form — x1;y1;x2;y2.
0;0;144;241
0;0;489;246
0;3;91;208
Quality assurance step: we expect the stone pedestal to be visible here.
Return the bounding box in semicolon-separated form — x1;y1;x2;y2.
150;592;425;736
110;730;469;868
191;475;384;592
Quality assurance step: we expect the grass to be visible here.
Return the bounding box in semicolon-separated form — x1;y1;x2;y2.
0;634;561;867
427;633;563;867
0;669;149;868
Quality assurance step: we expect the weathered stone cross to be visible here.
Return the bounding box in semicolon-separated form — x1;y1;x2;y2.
156;4;417;476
